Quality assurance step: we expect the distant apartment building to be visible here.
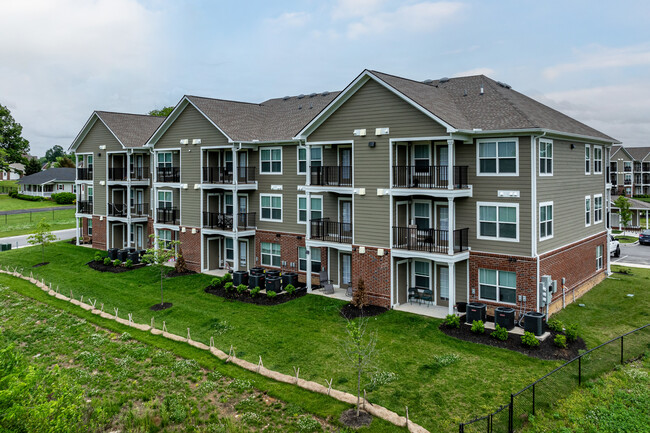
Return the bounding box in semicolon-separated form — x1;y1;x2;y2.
69;70;617;316
609;145;650;197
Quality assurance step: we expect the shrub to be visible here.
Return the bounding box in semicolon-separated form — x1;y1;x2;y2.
15;193;44;202
210;277;222;288
471;320;485;334
296;416;321;432
351;277;369;309
250;286;261;297
554;334;567;348
443;314;460;328
236;284;248;294
521;331;540;348
224;282;234;292
124;259;133;268
267;290;277;298
103;257;112;266
491;324;509;341
565;323;579;342
548;318;564;333
8;190;17;198
222;273;232;283
113;259;121;267
285;283;296;295
174;247;188;273
51;192;75;204
94;252;103;262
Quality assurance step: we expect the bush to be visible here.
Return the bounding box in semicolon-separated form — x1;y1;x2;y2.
548;318;564;333
124;259;133;268
285;284;296;295
113;259;121;267
103;257;112;266
224;282;234;292
565;323;579;342
15;193;44;202
50;192;75;204
443;314;460;328
351;278;369;308
471;320;485;334
236;284;248;294
94;252;103;262
250;286;261;297
8;190;17;198
267;290;277;298
554;334;567;348
211;277;222;288
521;331;540;348
491;324;509;341
222;273;232;283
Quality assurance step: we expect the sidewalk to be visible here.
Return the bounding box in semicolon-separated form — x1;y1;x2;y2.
0;228;77;249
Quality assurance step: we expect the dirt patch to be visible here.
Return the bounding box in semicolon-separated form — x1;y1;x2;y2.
339;304;388;320
32;262;49;268
204;285;307;306
165;269;197;278
340;408;373;428
87;260;146;273
149;302;173;311
440;320;587;361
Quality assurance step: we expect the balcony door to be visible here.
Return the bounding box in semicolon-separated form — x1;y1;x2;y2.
340;253;352;287
436;264;450;306
339;147;352;185
239;239;248;270
436;144;449;184
339;198;352;240
133;154;144;179
435;203;449;245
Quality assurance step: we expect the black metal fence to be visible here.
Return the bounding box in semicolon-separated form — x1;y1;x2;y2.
459;323;650;433
202;166;256;184
392;226;469;253
310;165;353;187
310;218;352;243
392;165;469;189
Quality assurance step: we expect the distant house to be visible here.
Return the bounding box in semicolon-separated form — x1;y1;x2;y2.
16;168;76;197
0;162;25;181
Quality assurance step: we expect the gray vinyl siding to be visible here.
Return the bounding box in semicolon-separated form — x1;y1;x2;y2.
455;260;468;303
455;136;532;256
308;79;447;247
614;150;632;187
155;104;229;227
537;138;607;254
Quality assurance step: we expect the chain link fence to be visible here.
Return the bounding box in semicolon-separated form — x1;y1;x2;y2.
460;323;650;433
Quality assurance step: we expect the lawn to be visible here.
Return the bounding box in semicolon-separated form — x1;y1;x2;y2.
0;282;340;433
1;244;648;432
0;194;64;210
0;208;75;238
614;235;638;244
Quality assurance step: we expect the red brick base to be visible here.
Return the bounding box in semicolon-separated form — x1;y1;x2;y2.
91;216;107;251
351;246;391;308
178;227;201;272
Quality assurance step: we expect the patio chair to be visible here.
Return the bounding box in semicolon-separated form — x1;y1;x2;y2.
318;271;334;294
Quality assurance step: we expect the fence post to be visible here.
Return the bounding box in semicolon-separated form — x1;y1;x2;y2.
458;422;463;433
509;394;514;433
620;336;624;364
578;356;582;386
532;383;535;416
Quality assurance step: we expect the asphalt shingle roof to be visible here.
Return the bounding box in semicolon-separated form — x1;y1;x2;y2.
17;168;76;185
624;146;650;161
95;111;165;148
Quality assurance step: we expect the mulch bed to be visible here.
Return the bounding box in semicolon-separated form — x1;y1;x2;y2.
150;302;173;311
87;261;146;273
32;262;49;268
165;269;197;278
340;409;373;428
440;317;587;361
339;303;389;320
204;285;307;306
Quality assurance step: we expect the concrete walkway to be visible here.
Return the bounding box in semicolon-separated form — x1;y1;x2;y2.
0;205;75;215
0;228;77;249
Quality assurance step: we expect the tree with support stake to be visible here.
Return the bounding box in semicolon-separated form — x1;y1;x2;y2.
27;218;56;266
141;234;180;311
614;195;632;233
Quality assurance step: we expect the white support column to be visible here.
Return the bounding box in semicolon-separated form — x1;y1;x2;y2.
232;235;239;272
75;217;80;246
646;210;648;229
447;139;454;190
448;261;456;315
448;197;455;256
306;145;311;186
306;190;312;292
232;147;239;272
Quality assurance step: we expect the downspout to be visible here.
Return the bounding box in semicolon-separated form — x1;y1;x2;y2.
530;132;546;314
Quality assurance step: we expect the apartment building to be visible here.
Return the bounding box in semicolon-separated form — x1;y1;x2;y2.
70;69;617;316
609;145;650;196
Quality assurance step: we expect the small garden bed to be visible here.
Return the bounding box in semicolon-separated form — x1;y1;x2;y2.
165;269;197;278
87;260;145;273
440;316;587;361
204;275;307;306
339;304;388;319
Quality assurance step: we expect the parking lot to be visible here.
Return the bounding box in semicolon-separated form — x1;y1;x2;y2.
611;241;650;267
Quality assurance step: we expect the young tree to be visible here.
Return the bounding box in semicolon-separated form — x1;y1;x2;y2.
174;247;188;274
614;195;632;231
27;218;57;264
0;103;30;171
24;157;41;175
341;318;377;417
148;106;174;117
141;234;180;307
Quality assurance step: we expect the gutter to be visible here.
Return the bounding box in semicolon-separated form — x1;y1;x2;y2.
530;131;546;313
456;128;618;145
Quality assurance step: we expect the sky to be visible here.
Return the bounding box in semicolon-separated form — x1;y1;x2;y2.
2;0;650;157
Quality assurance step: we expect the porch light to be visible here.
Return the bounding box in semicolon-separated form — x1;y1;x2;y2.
181;227;187;233
377;249;384;256
191;228;197;234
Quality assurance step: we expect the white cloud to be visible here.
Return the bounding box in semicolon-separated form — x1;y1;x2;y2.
331;0;387;19
346;2;465;38
543;44;650;80
267;11;311;27
453;67;495;77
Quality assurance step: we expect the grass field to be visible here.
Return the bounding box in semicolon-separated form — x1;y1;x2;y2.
614;235;638;243
0;194;64;210
0;208;75;238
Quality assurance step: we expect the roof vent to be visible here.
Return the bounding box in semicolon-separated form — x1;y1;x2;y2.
439;77;450;84
298;105;302;110
423;79;434;85
309;103;313;109
480;86;484;95
321;91;330;96
283;96;290;101
309;92;317;98
496;81;511;89
463;89;467;97
297;94;305;99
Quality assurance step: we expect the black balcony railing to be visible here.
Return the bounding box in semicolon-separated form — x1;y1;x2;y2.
108;203;128;217
624;179;632;185
202;166;256;184
310;165;353;187
644;163;650;172
392;165;469;189
156;207;179;224
77;200;93;214
202;212;256;230
310;218;352;243
624;166;632;172
156;166;180;183
610;174;617;185
131;202;149;217
77;168;93;181
130;166;150;180
108;167;127;181
392;226;469;254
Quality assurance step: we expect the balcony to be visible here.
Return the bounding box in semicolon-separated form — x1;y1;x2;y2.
108;203;128;217
624;179;632;185
392;166;469;189
77;168;93;181
77;200;93;214
131;203;150;217
108;167;127;181
634;163;642;172
202;212;256;230
392;226;469;254
310;218;352;243
157;207;179;224
624;166;632;172
202;166;256;184
310;166;352;187
156;167;180;183
131;166;150;180
610;174;617;185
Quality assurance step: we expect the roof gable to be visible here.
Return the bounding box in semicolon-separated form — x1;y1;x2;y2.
70;111;165;151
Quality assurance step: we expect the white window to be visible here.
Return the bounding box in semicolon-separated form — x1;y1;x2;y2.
477;138;518;175
225;193;233;215
225;238;234;262
297;195;322;223
413;144;430;172
298;247;321;272
594;194;603;223
87;155;93;168
298;148;307;174
479;269;517;304
539;139;553;175
87;219;92;236
477;202;519;241
157;152;172;168
57;184;64;191
260;147;282;174
585;145;591;175
596;245;603;270
414;260;430;289
261;242;281;267
624;161;632;172
539;202;553;241
158;190;172;209
414;201;431;230
297;147;323;174
593;146;602;174
260;194;282;222
158;229;173;250
88;186;93;201
585;196;591;226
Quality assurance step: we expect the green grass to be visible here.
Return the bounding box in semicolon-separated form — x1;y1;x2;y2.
614;235;638;244
0;208;75;238
0;194;64;210
0;282;341;432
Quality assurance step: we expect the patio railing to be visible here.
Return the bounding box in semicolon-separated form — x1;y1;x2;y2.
392;226;469;254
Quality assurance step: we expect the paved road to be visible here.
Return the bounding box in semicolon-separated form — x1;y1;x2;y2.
0;228;77;249
611;242;650;268
0;206;75;215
